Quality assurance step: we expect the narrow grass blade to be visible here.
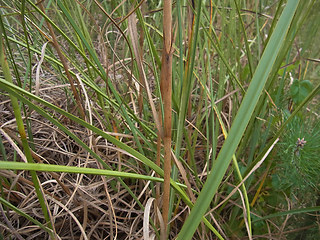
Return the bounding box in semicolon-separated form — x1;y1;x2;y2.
0;161;164;181
253;206;320;222
0;197;53;234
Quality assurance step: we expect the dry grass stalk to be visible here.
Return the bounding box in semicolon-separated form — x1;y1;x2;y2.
160;0;173;238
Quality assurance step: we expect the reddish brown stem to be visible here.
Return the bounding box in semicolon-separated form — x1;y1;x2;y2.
160;0;173;238
39;3;86;120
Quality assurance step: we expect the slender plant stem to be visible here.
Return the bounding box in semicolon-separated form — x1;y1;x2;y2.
161;0;173;238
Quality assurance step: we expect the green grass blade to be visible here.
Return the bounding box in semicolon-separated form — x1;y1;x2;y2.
253;206;320;222
0;197;53;235
233;0;253;78
174;0;203;160
0;161;164;181
177;1;300;239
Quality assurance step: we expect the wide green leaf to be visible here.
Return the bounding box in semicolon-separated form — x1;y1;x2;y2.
290;79;313;105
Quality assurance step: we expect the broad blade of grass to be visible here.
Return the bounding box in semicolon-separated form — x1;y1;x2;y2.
177;1;300;239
